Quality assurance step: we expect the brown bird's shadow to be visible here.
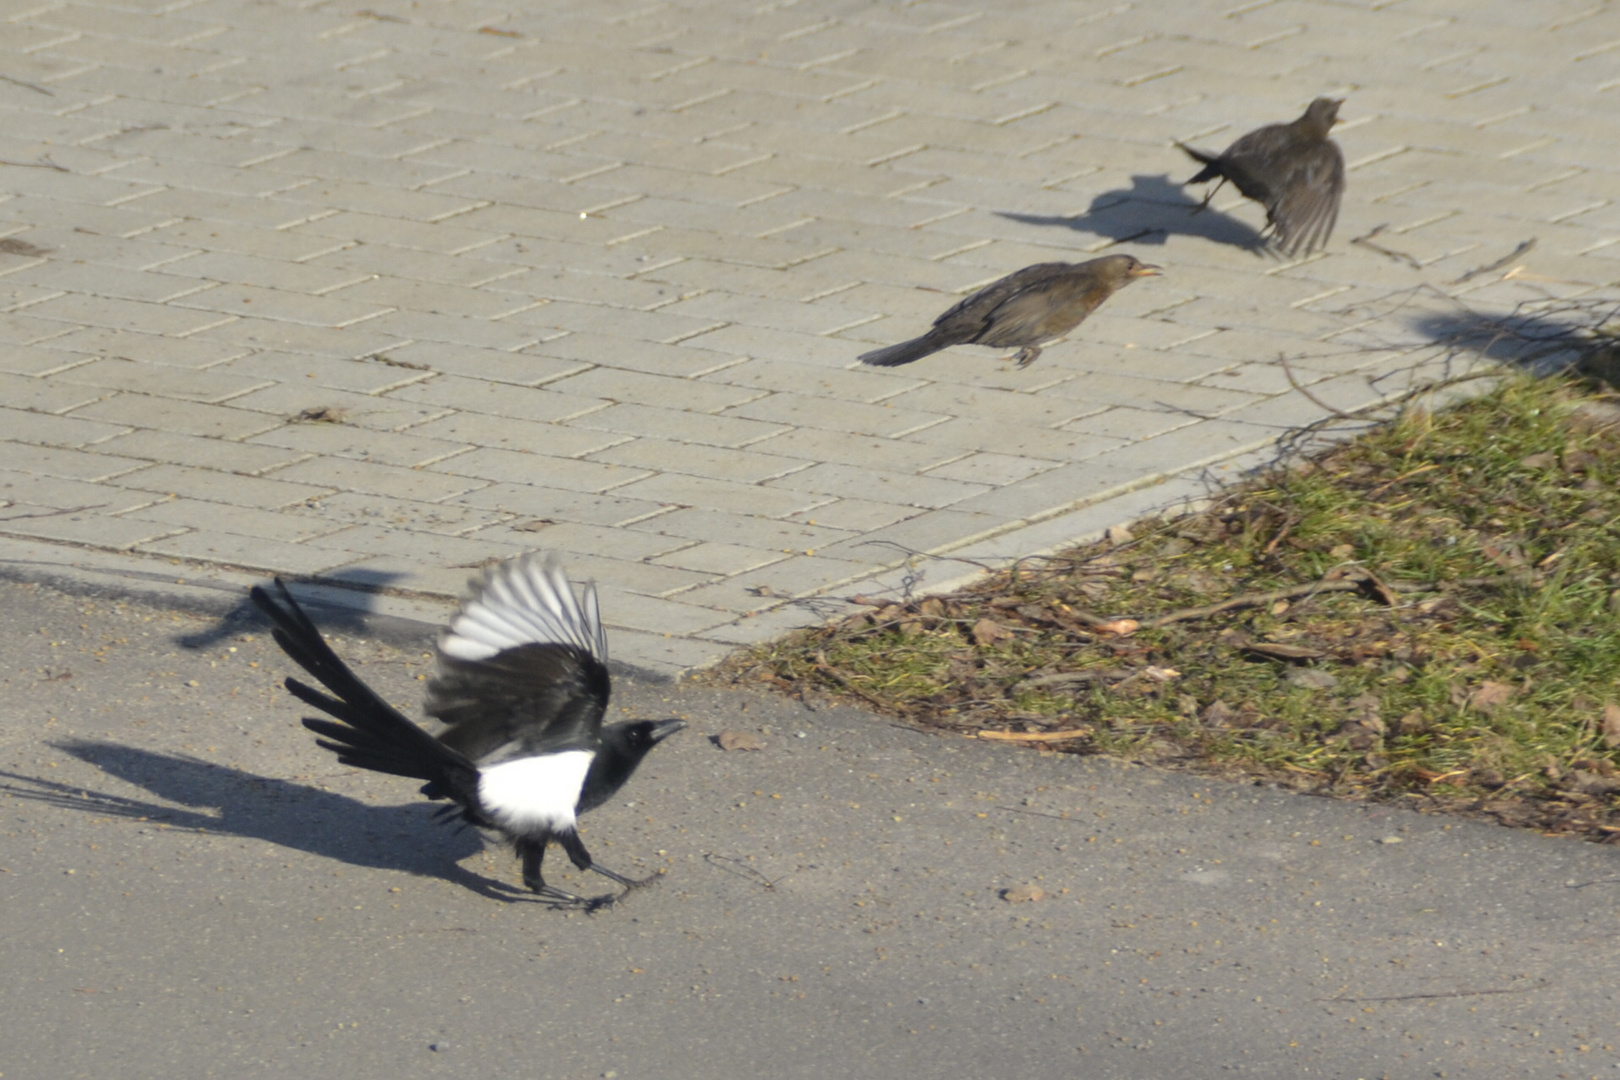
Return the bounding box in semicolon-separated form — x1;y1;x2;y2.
0;740;542;902
1000;173;1268;254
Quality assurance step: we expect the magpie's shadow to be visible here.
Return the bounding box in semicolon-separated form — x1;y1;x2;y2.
1000;173;1267;253
176;568;408;651
1;740;536;902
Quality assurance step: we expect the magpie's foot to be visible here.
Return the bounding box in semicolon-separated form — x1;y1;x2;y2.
591;865;666;893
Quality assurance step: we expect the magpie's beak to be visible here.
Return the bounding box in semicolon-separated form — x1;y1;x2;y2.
1130;263;1163;277
648;719;685;744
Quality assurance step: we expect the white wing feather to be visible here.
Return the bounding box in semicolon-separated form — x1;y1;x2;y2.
437;553;606;664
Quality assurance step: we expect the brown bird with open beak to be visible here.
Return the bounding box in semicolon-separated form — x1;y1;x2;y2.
1177;97;1346;258
857;254;1161;369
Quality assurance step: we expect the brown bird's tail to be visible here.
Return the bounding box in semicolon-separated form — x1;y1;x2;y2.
1175;141;1222;184
858;330;952;367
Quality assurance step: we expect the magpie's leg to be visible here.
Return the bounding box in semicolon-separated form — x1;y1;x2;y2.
556;831;662;896
516;836;601;909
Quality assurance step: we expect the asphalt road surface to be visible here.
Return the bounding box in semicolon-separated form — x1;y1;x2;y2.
1;577;1615;1079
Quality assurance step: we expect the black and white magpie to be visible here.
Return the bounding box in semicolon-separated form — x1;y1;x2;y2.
249;553;682;909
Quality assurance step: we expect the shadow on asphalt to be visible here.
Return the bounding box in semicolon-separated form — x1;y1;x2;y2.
175;568;410;650
999;172;1268;252
0;740;536;902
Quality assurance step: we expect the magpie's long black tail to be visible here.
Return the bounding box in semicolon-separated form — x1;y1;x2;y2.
858;329;954;367
250;580;480;804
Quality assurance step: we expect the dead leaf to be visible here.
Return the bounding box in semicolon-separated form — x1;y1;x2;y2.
1480;540;1527;570
978;728;1088;743
1141;665;1180;682
1518;451;1557;470
1001;883;1046;903
1602;703;1620;749
1465;681;1515;713
972;618;1012;646
1571;770;1620;796
1094;618;1139;636
716;731;765;752
1563;449;1601;473
1564;400;1620;436
1244;642;1326;662
1105;523;1133;544
295;406;348;423
1358;573;1399;607
511;519;554;532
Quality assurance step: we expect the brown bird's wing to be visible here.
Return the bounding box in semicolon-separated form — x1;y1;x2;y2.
973;270;1115;348
1265;139;1344;256
931;262;1076;343
1205;122;1296;203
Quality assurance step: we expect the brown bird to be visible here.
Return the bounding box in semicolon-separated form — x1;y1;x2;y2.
1177;97;1346;257
858;254;1161;369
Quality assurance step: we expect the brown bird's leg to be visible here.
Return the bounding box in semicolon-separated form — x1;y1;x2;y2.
1012;344;1043;368
1189;177;1225;216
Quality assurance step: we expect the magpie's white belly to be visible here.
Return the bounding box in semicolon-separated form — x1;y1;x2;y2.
477;751;594;834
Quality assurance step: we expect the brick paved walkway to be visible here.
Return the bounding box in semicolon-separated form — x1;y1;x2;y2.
1;0;1616;674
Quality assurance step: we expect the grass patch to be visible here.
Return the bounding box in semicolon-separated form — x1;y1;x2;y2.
715;374;1620;839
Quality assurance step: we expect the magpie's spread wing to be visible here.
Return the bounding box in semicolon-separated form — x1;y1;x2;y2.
426;553;612;765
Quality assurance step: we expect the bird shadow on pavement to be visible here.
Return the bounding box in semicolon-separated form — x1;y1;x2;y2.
175;568;409;651
0;739;538;902
1000;173;1268;253
1403;294;1620;379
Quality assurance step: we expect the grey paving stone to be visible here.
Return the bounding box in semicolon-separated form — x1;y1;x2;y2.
650;540;791;577
567;403;789;449
449;482;667;528
0;507;181;550
765;461;989;510
264;457;482;503
587;438;808;485
137;529;360;575
222;384;450;432
430;448;649;493
624;506;854;552
245;422;470;470
110;462;336;509
50;357;272;403
120;497;344;544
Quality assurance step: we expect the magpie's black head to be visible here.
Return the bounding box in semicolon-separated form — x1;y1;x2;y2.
577;719;684;815
615;718;685;757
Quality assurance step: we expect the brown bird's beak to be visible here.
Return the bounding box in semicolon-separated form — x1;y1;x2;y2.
1129;263;1163;277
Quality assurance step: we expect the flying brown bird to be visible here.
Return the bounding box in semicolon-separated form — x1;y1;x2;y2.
1177;97;1346;257
857;254;1161;369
